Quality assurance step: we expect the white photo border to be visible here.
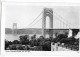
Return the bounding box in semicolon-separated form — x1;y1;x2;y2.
1;2;80;56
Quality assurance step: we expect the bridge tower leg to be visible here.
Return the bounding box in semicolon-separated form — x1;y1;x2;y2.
42;8;53;38
13;23;17;35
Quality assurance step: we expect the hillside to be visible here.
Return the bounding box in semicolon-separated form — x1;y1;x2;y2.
17;28;42;34
5;28;42;34
5;28;69;34
5;28;12;34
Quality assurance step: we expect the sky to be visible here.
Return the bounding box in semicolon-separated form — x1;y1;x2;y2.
5;3;80;29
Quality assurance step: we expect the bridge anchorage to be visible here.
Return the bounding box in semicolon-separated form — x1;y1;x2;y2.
42;8;53;38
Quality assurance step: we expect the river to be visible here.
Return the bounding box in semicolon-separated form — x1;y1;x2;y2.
5;34;56;41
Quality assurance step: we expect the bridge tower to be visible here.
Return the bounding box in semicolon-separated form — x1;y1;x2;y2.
12;23;17;35
42;8;53;38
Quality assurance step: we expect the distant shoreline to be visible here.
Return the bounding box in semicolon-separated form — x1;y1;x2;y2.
5;28;71;34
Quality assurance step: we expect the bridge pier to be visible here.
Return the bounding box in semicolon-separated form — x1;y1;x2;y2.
42;8;53;38
12;23;17;35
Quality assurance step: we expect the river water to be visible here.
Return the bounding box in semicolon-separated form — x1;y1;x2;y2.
5;34;56;41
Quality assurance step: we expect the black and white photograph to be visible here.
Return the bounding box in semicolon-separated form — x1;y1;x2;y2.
4;2;80;51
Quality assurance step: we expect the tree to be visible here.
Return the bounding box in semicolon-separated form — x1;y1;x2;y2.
19;35;29;45
13;40;19;44
72;29;79;37
42;41;51;51
5;40;12;50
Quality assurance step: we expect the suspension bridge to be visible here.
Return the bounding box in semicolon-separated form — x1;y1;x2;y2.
13;8;77;37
